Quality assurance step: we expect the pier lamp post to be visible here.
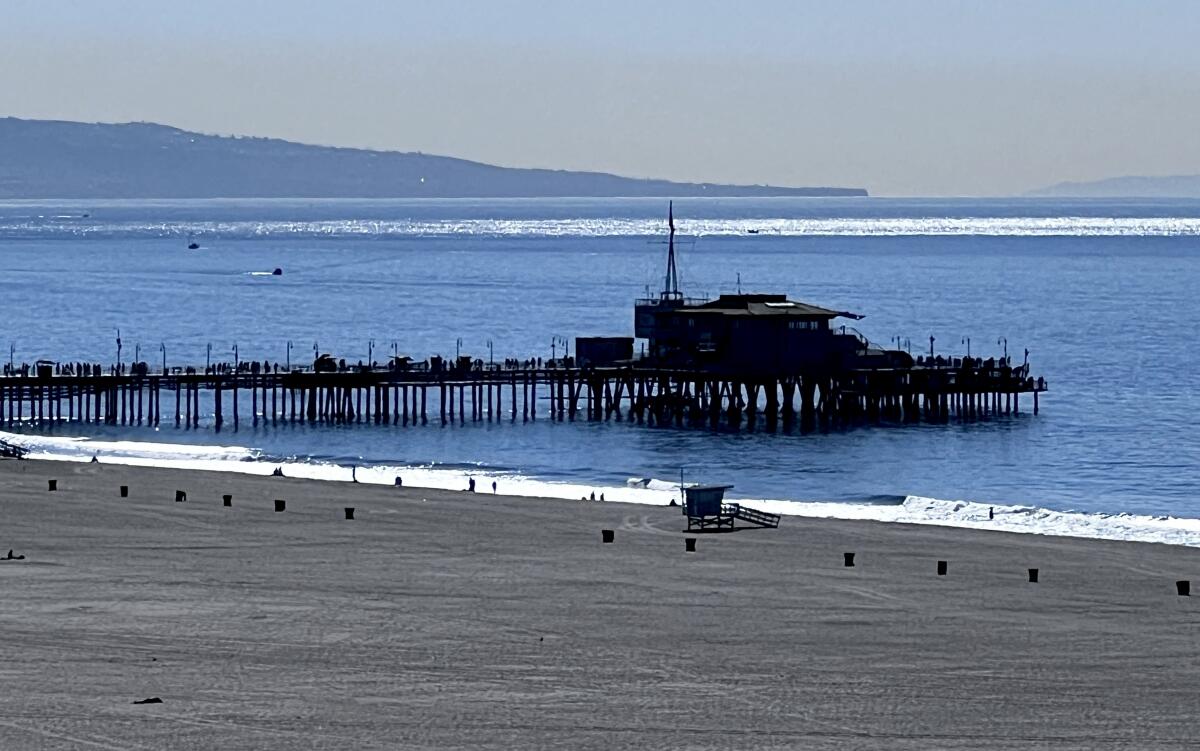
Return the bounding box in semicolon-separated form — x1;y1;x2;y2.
116;328;122;370
929;335;935;359
286;340;293;371
962;337;971;358
232;343;239;373
998;337;1008;360
455;338;463;361
9;343;14;371
368;339;374;369
134;343;140;366
313;341;319;362
487;339;493;368
206;343;212;372
392;341;398;359
1024;348;1030;368
160;343;166;375
550;335;569;364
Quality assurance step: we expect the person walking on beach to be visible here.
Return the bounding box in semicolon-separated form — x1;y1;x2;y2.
468;477;476;492
492;481;497;494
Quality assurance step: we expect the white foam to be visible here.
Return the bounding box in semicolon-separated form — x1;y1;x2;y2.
6;430;1200;548
745;495;1200;549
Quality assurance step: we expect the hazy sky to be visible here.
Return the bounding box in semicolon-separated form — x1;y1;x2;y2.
3;0;1199;196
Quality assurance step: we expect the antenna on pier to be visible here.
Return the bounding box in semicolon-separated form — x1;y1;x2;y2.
737;272;742;295
662;201;682;301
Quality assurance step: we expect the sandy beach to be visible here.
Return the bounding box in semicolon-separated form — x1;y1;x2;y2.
1;457;1198;749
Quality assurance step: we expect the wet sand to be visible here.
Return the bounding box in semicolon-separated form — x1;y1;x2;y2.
1;458;1198;749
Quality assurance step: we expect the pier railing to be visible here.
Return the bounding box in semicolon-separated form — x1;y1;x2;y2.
0;356;1046;433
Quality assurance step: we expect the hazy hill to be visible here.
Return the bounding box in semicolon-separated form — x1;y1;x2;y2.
0;117;867;199
1028;174;1200;198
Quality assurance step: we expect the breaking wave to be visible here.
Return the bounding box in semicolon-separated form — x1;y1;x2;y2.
5;430;1200;548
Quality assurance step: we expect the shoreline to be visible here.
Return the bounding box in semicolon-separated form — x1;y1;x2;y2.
2;457;1198;747
7;436;1200;548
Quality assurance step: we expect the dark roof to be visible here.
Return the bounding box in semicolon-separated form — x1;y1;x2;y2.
698;294;788;307
675;294;862;320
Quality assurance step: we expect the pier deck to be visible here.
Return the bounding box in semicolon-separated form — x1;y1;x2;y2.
0;358;1046;433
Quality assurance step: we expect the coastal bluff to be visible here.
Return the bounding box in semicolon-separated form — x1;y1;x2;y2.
0;117;867;199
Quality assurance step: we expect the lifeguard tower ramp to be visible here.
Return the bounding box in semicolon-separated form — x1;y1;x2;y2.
684;485;780;532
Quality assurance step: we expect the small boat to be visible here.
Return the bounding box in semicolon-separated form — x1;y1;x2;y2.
272;267;283;276
746;228;760;234
187;241;200;250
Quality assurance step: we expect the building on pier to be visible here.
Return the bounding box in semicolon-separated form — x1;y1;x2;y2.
632;204;913;376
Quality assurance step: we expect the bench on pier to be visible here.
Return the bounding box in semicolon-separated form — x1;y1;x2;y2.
683;485;780;532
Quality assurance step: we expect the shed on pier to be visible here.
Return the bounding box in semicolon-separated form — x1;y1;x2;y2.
575;337;633;368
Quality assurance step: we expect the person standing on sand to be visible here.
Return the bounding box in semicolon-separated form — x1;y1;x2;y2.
492;481;497;494
468;477;476;492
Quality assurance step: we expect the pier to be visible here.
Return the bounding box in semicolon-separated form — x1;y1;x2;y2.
0;354;1046;433
0;208;1048;436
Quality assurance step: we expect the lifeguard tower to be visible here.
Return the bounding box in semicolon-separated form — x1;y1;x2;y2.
683;485;781;532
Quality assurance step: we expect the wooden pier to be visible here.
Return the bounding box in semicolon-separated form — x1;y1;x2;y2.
0;357;1046;433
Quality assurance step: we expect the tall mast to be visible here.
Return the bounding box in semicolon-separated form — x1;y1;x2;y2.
663;201;681;299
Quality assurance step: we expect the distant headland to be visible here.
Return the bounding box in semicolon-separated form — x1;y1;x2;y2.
1028;174;1200;198
0;117;867;199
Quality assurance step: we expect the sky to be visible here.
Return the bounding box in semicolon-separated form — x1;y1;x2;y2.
2;0;1199;196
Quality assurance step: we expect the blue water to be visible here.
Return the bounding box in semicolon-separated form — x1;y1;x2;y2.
2;197;1199;515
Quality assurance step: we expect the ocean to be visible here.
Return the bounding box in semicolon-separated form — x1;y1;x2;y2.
2;196;1199;544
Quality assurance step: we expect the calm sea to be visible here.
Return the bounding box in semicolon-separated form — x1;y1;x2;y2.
2;197;1198;524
